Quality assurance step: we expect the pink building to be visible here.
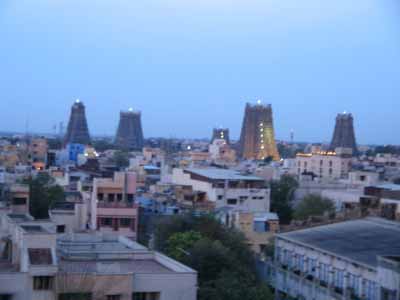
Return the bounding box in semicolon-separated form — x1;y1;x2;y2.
90;172;139;240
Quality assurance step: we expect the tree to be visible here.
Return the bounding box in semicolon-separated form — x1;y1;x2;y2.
270;175;298;224
294;194;335;220
25;173;64;219
153;214;273;300
112;151;130;169
166;231;203;261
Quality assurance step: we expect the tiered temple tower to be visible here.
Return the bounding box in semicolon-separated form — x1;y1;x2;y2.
239;102;280;161
64;99;91;145
115;109;144;151
211;128;230;144
330;112;357;155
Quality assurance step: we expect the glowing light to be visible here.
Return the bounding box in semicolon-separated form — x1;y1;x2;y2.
129;107;134;112
257;99;262;105
187;145;192;150
76;99;80;103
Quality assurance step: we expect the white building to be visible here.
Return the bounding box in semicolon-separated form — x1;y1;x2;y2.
294;149;352;180
273;218;400;300
172;168;270;212
0;212;197;300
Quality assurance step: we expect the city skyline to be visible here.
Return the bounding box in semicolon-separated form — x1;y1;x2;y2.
1;0;400;144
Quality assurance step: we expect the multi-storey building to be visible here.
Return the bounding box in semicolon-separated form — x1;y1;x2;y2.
272;218;400;300
172;168;270;212
295;148;352;180
0;213;197;300
90;172;139;240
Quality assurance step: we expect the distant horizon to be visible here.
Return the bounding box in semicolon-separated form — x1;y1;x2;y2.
1;1;400;144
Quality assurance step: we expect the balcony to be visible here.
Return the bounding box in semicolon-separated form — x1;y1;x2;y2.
97;201;137;209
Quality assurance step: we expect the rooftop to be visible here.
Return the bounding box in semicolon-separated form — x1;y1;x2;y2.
279;218;400;269
58;259;173;274
185;168;263;181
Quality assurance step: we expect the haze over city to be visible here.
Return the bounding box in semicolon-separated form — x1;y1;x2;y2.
1;0;400;143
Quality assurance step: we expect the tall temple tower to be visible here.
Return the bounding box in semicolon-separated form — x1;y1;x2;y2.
115;108;144;151
64;99;91;146
330;112;357;155
239;102;280;161
211;128;230;144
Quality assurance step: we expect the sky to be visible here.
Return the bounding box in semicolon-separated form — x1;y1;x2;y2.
0;0;400;144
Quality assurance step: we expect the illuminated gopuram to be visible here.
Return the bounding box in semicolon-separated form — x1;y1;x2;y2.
239;102;280;161
211;128;230;144
330;112;357;155
115;108;144;151
64;99;91;146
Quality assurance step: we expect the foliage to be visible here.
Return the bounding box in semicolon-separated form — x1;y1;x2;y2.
294;194;335;220
154;214;273;300
166;231;203;261
92;139;115;152
270;175;298;224
25;172;64;219
112;150;130;169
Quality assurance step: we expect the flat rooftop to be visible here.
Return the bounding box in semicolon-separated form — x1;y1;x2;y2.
279;218;400;269
185;168;264;181
59;259;173;274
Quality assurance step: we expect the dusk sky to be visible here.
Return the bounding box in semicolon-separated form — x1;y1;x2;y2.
1;0;400;144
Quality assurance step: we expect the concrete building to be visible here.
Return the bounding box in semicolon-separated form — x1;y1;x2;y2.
272;218;400;300
0;213;197;300
90;172;139;240
208;139;236;164
29;138;48;170
172;168;270;212
295;148;352;180
9;184;30;215
217;209;279;254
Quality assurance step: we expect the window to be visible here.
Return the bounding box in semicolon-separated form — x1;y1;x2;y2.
0;295;12;300
120;218;132;227
57;225;66;233
127;194;134;202
253;221;269;233
117;194;123;201
33;276;53;290
217;195;223;200
12;197;27;205
227;198;237;205
101;218;113;227
132;293;160;300
97;193;104;201
319;263;329;283
348;274;360;296
108;194;115;202
59;293;92;300
107;295;121;300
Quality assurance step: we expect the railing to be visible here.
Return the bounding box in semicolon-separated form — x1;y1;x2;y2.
97;202;137;209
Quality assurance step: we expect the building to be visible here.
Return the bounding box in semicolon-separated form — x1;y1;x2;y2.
208;139;236;164
9;184;30;215
217;209;279;254
64;99;91;146
239;102;280;161
0;213;197;300
211;128;230;145
172;168;270;212
330;112;357;155
29;138;48;170
295;148;352;180
115;109;144;151
90;172;139;240
273;218;400;300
